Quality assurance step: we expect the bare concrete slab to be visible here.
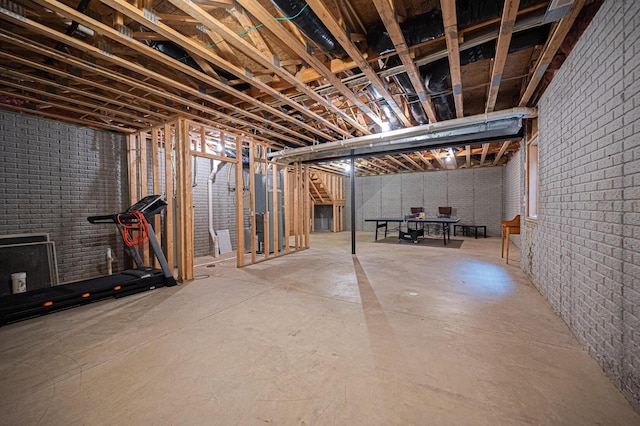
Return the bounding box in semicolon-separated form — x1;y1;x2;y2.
0;232;637;424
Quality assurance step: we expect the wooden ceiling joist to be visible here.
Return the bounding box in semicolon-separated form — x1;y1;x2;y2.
0;79;160;128
371;0;438;123
165;0;371;136
480;143;490;166
0;102;136;132
430;149;447;169
305;0;410;128
440;0;464;118
6;0;326;146
519;0;586;106
232;0;378;132
98;0;352;140
400;153;425;171
26;0;327;144
486;0;520;113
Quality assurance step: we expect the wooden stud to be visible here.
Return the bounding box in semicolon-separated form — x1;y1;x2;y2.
272;164;279;257
152;127;161;269
163;123;175;272
249;141;256;264
175;118;194;281
486;0;520;113
138;130;150;265
235;138;245;267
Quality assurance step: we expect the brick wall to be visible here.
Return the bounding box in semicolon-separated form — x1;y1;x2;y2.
503;148;522;247
192;159;238;257
350;167;504;236
520;0;640;411
0;111;128;284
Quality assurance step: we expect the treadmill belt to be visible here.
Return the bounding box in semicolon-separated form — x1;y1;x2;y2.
0;270;167;325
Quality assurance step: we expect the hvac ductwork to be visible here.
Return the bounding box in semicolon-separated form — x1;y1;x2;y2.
147;40;244;87
263;1;549;127
269;0;347;58
423;26;551;120
269;108;537;163
368;0;549;122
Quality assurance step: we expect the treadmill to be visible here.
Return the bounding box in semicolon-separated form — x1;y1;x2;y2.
0;195;177;326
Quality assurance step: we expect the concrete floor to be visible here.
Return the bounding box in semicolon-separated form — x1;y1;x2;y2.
0;232;638;425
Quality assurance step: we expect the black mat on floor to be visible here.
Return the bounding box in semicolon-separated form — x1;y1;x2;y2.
374;237;464;249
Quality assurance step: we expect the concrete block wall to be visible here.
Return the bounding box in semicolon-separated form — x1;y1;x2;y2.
0;111;128;284
192;160;238;257
520;0;640;411
503;148;522;247
350;167;504;236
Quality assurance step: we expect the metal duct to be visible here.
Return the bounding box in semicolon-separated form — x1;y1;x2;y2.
368;0;547;122
147;40;242;85
148;40;204;73
269;107;537;163
269;0;347;58
367;84;403;130
423;26;551;120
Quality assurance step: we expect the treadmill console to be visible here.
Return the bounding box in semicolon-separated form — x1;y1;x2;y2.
126;195;167;217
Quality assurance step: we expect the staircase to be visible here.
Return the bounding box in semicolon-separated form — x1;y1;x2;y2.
309;170;345;232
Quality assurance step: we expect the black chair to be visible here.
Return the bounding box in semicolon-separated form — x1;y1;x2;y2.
438;207;452;217
409;207;424;218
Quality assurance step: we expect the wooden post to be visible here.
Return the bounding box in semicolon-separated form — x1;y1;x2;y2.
283;167;290;254
138;130;150;265
272;163;279;257
127;134;138;207
235;138;245;267
249;141;256;263
262;148;269;260
152;127;161;269
293;163;300;250
304;165;310;248
175;118;194;281
164;122;175;271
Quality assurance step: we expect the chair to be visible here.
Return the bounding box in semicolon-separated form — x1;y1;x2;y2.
501;215;520;264
438;207;452;217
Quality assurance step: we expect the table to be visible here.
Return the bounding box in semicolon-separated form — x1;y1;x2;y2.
454;224;487;239
365;217;461;246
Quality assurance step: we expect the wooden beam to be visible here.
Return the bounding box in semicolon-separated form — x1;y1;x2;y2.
231;0;378;132
176;118;194;281
165;0;370;136
249;141;256;264
440;0;464;118
138;130;150;265
431;149;447;169
493;141;511;165
519;0;586;106
229;7;272;57
272;164;279;257
0;77;160;127
486;0;520;113
416;151;435;170
164;123;175;271
480;143;489;166
0;9;314;146
371;0;438;122
235;139;245;266
99;0;352;139
465;145;471;168
151;127;162;268
400;153;424;171
0;88;149;130
385;154;412;171
305;0;409;128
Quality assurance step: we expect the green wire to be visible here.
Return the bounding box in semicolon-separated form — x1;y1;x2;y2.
205;2;309;49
